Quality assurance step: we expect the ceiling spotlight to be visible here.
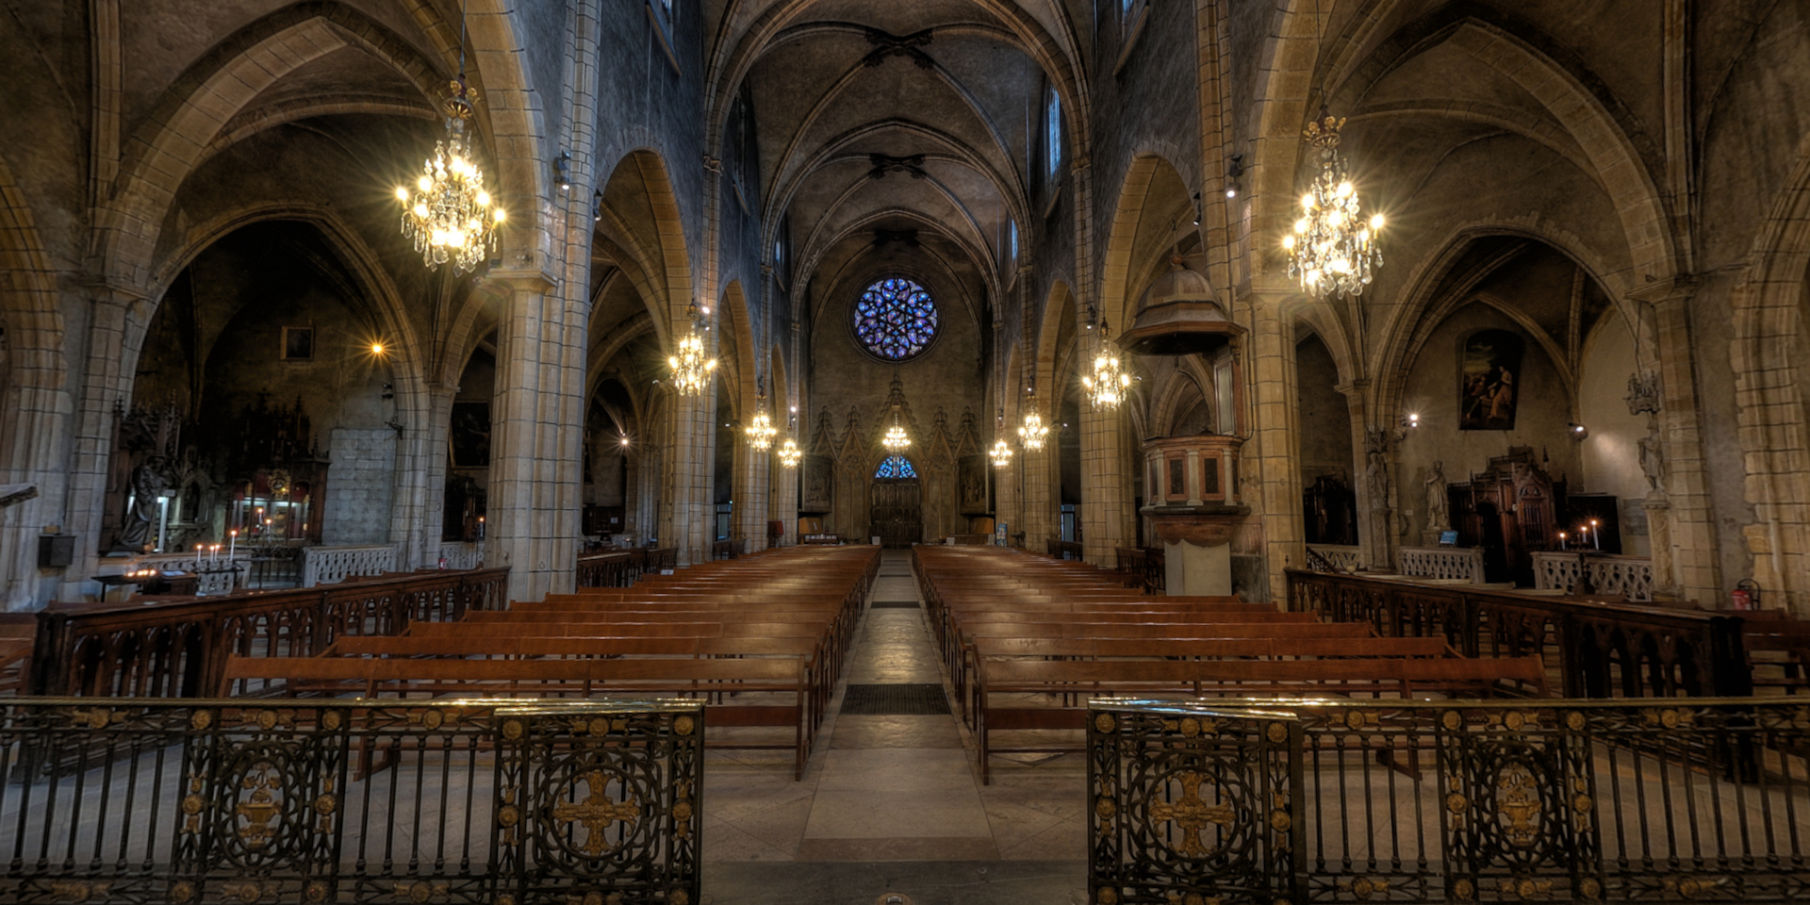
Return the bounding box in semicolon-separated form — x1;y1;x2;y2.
555;150;572;192
1569;422;1589;440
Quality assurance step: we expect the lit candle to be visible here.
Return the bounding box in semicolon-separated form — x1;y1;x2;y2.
1589;518;1601;550
1557;531;1567;551
229;529;237;560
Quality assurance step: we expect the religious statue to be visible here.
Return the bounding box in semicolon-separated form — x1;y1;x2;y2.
1424;460;1449;531
1363;428;1391;512
1638;421;1666;496
115;457;167;551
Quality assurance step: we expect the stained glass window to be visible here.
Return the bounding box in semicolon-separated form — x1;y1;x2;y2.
853;277;938;361
875;455;918;479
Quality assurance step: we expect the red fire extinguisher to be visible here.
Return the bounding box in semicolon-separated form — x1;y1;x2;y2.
1731;578;1761;611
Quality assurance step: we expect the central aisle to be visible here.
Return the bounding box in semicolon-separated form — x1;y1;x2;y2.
701;549;1085;904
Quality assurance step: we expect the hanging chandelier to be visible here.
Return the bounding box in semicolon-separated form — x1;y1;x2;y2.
1082;318;1132;410
1018;411;1049;451
882;420;911;452
668;303;717;396
745;390;777;451
989;438;1013;469
1281;107;1384;300
777;436;802;468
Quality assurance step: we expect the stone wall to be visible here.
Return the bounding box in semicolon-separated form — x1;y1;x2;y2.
322;428;397;546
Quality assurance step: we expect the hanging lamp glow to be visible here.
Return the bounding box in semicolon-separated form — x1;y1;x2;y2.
989;438;1013;469
1081;318;1132;410
882;420;911;452
1018;411;1049;451
745;377;778;450
777;436;802;468
395;4;503;274
668;303;717;396
1281;107;1383;300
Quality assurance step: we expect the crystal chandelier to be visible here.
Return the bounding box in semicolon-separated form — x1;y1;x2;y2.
1281;107;1384;300
1018;411;1048;451
745;379;778;450
668;302;717;396
1081;316;1132;410
882;420;911;452
395;80;505;273
777;436;802;468
989;438;1013;468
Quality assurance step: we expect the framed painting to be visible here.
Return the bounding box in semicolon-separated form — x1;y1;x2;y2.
280;326;314;361
801;455;834;513
1458;329;1524;430
958;454;987;515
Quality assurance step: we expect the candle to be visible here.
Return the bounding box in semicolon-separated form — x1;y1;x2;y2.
229;529;237;560
1589;519;1601;550
1557;531;1567;551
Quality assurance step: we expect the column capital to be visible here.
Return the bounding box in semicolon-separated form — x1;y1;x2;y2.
702;154;723;175
1333;379;1370;400
1626;274;1696;307
482;266;559;295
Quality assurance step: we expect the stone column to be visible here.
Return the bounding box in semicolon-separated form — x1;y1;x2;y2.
1639;283;1721;602
1246;294;1307;602
59;285;147;602
388;381;457;569
733;435;769;554
487;269;586;602
663;374;717;566
1338;379;1393;571
1079;331;1130;568
1020;434;1054;550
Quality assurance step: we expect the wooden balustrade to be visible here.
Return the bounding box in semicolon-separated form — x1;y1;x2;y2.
576;547;677;588
1286;569;1751;698
27;567;508;698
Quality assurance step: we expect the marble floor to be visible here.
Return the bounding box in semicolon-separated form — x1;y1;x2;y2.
698;549;1088;904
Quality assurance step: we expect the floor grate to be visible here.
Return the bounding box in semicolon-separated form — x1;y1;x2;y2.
871;600;919;609
839;684;951;715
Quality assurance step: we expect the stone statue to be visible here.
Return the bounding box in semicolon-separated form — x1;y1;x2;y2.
1638;421;1666;496
116;457;167;551
1363;428;1391;512
1424;460;1449;531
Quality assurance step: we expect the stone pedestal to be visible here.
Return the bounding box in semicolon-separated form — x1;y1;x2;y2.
1164;537;1232;596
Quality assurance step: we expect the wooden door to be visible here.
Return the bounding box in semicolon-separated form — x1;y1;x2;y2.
870;479;922;547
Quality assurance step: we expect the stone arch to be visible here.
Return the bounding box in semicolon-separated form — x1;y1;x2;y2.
1032;281;1078;420
597;149;697;334
1731;138;1810;613
1368;226;1633;423
720;280;758;422
1149;368;1212;439
1097;153;1193;332
94;3;459;291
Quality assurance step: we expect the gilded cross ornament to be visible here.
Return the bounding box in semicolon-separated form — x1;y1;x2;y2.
551;771;642;856
1148;772;1236;857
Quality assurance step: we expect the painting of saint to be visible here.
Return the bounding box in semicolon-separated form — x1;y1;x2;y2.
1459;329;1524;430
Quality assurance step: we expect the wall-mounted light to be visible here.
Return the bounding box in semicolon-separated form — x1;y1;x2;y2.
370;342;387;356
1402;412;1420;430
1192;191;1203;226
1568;422;1589;440
555;151;572;192
592;189;604;223
1225;153;1245;199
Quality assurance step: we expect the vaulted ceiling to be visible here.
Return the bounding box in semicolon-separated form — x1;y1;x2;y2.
706;0;1092;328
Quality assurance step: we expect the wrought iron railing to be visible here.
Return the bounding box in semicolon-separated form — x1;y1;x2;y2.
1090;697;1810;905
0;697;701;905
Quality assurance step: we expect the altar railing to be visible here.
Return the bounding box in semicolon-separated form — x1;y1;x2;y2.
1396;544;1486;583
1286;569;1749;698
1533;551;1655;602
28;567;508;698
1304;543;1362;573
299;543;397;587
